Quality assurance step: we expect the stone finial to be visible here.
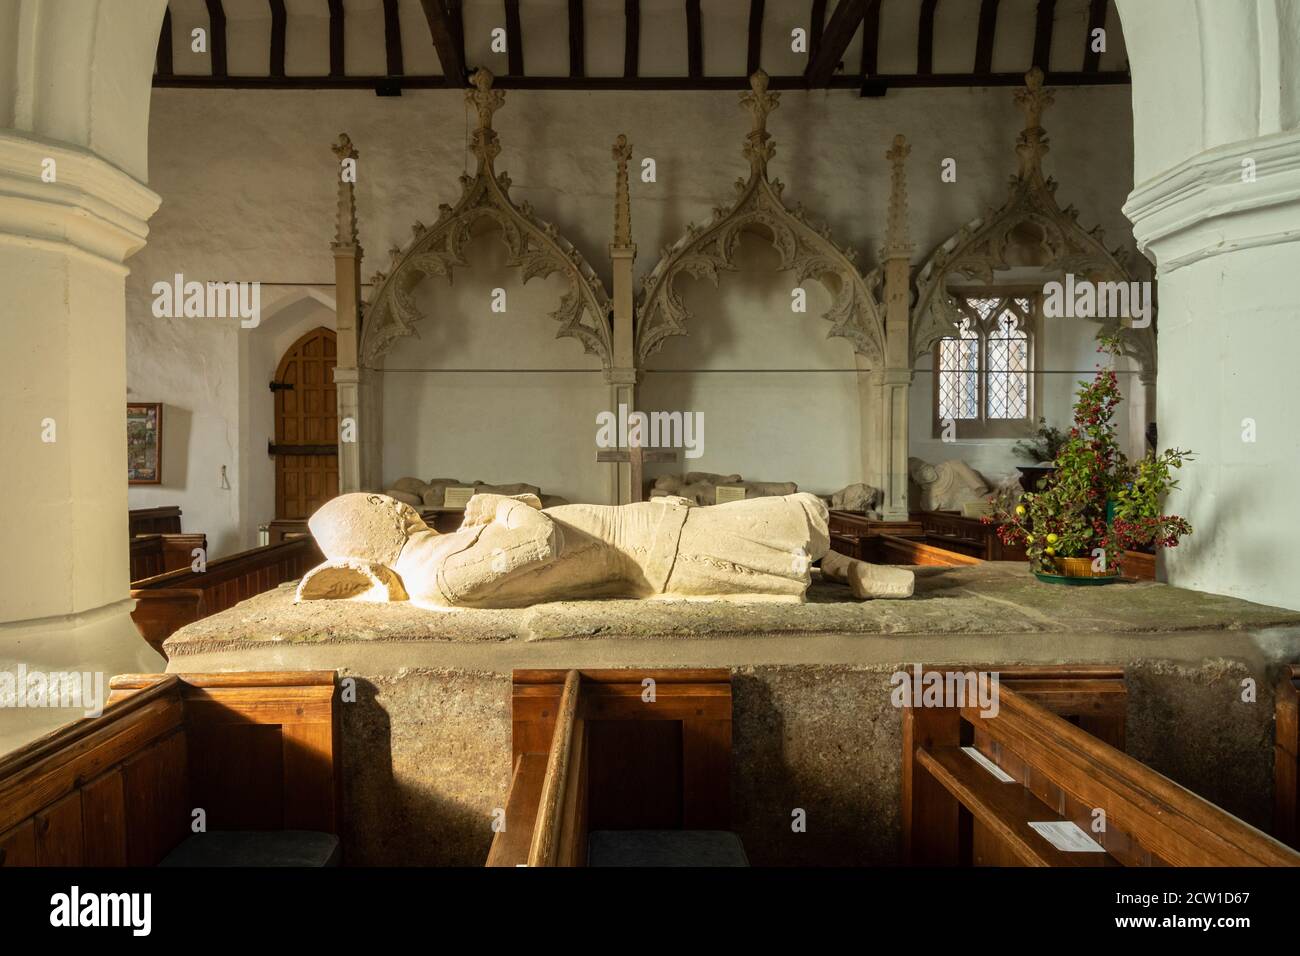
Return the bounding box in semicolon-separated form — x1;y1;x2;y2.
1014;67;1055;179
612;134;633;249
467;68;507;166
884;134;912;259
331;132;360;250
740;70;780;176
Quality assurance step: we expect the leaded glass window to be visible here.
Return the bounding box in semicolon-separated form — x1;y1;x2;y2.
933;293;1037;438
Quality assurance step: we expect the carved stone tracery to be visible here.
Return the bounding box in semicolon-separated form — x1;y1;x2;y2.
634;71;887;365
911;68;1155;378
358;69;613;368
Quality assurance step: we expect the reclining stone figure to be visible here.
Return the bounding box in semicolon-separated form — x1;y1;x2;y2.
296;492;914;609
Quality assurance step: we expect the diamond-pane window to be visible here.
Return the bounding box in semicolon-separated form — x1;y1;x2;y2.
933;294;1036;437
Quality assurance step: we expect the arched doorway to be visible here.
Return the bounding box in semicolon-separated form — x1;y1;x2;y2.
272;327;339;520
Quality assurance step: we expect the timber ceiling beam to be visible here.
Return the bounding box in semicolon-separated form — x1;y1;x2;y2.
204;0;227;78
269;0;287;78
686;0;702;79
420;0;467;86
805;0;867;87
1083;0;1107;72
328;0;344;77
505;0;524;75
746;0;764;75
1032;0;1057;71
859;0;881;76
570;0;585;78
917;0;940;75
974;0;1000;74
624;0;639;78
382;0;403;76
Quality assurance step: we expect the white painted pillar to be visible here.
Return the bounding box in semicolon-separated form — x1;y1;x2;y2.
1119;0;1300;609
0;0;171;751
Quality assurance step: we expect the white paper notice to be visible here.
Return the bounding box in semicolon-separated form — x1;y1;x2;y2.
1029;820;1107;853
961;746;1015;783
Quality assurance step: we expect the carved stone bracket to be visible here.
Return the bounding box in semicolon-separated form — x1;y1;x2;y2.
331;133;360;252
910;68;1155;378
634;70;887;365
359;69;613;367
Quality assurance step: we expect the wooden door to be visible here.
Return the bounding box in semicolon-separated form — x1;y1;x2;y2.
273;327;338;519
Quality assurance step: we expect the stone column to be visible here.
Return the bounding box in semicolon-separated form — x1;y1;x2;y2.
0;0;171;751
1119;0;1300;609
330;134;366;493
607;135;639;504
875;135;914;522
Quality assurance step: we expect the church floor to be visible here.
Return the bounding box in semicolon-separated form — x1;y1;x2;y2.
163;564;1300;865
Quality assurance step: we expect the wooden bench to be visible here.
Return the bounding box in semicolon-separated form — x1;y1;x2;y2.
903;664;1300;866
128;505;183;536
486;669;736;867
129;536;322;654
0;671;340;867
1277;664;1300;849
129;532;207;582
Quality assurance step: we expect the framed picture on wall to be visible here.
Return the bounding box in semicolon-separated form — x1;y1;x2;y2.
127;402;163;484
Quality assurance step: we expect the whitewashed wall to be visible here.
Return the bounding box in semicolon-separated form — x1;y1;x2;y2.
126;82;1135;553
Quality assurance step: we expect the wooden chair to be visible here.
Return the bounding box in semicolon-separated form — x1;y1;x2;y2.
0;672;341;867
1276;664;1300;849
486;669;738;867
129;536;322;654
903;664;1300;866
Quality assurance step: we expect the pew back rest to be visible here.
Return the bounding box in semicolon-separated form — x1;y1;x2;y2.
488;668;733;867
903;665;1300;867
129;536;323;654
0;671;339;867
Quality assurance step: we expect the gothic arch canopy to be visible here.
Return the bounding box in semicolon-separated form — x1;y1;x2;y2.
634;71;886;366
358;69;613;368
911;69;1155;379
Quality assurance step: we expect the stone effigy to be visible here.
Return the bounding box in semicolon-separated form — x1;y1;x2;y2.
829;482;883;515
382;476;567;509
297;492;913;609
649;472;798;507
908;457;990;512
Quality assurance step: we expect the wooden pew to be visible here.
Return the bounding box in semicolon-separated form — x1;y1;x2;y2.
0;672;340;867
128;505;183;536
903;664;1300;866
1277;664;1300;849
486;669;734;867
129;536;322;655
129;532;207;582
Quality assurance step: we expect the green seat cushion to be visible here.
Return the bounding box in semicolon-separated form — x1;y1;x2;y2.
160;831;341;867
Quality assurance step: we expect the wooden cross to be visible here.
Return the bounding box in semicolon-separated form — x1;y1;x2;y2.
596;445;678;502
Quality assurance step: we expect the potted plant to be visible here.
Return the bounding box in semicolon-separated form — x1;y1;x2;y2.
1012;417;1068;492
987;333;1194;583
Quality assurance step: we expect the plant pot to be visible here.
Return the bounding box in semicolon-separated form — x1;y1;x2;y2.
1033;555;1120;586
1017;464;1057;493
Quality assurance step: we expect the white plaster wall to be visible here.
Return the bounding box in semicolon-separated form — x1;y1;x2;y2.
127;82;1135;549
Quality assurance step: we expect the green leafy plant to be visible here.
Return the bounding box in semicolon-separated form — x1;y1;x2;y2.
986;332;1194;575
1012;418;1069;463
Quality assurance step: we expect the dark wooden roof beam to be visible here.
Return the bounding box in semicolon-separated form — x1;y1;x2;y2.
1083;0;1107;72
420;0;467;86
505;0;524;75
686;0;702;78
746;0;765;75
204;0;227;78
569;0;585;78
859;0;881;76
382;0;404;76
1032;0;1057;71
328;0;344;77
917;0;940;76
974;0;999;74
269;0;287;78
805;0;867;87
624;0;640;78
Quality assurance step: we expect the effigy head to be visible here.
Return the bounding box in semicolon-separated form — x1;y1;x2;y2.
309;493;430;567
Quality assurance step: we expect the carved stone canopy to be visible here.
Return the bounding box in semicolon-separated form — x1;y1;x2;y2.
634;71;887;366
358;69;613;367
911;68;1155;378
